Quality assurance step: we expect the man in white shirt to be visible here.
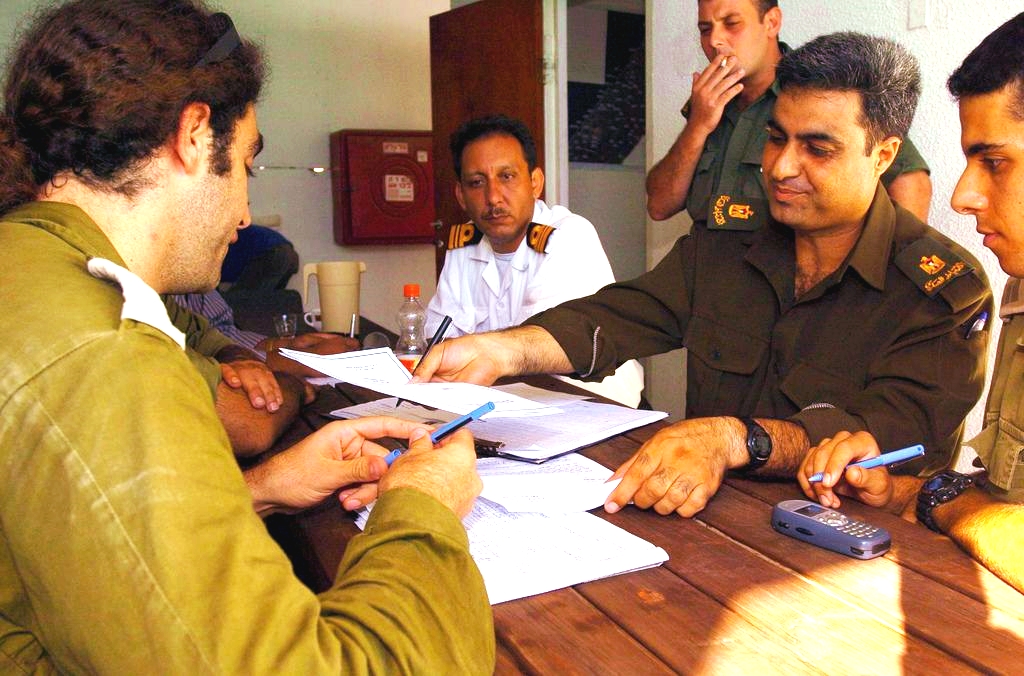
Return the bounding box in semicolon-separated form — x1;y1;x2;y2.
427;115;644;407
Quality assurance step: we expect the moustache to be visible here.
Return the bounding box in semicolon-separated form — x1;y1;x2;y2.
483;208;510;219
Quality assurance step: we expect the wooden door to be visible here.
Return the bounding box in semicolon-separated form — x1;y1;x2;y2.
429;0;545;276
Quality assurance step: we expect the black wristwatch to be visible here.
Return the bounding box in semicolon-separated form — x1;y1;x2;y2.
917;470;975;533
740;417;772;471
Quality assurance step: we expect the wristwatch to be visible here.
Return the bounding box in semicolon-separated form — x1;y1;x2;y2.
917;470;975;533
740;417;772;471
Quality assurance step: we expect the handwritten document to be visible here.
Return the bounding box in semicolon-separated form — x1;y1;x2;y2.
477;454;622;513
356;496;667;605
331;386;667;462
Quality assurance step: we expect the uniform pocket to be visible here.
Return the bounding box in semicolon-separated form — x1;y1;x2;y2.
778;361;860;411
684;315;766;412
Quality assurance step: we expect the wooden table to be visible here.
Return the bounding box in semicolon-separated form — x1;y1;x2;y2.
267;384;1024;674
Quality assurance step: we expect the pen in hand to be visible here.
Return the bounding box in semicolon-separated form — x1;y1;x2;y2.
396;315;452;408
384;401;496;466
808;444;925;483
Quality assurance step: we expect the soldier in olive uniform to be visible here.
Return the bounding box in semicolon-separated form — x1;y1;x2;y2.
801;13;1024;596
646;0;932;224
414;33;992;520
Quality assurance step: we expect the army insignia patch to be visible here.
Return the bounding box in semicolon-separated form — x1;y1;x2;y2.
526;223;555;253
896;238;973;297
918;254;945;275
447;221;485;250
708;194;765;231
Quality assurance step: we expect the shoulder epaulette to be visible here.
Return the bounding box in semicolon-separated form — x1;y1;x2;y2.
895;235;978;306
446;221;485;250
526;222;555;253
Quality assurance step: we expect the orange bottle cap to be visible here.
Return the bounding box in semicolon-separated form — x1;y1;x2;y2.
403;283;420;297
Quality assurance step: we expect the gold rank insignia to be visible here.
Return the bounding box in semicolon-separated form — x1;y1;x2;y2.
728;203;755;219
918;254;945;275
708;194;766;231
896;237;973;297
526;222;555;253
446;221;485;250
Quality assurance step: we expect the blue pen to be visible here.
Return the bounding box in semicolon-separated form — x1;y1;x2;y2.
430;401;495;444
384;401;496;467
808;443;925;483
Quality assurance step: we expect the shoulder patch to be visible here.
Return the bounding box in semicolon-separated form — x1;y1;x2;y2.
895;237;974;298
526;222;555;253
446;221;484;250
708;194;767;231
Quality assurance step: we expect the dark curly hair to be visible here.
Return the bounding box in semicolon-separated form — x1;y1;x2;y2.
449;115;537;178
0;0;265;214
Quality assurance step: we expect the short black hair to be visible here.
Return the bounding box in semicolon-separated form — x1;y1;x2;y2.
775;31;920;153
449;115;537;178
948;12;1024;120
753;0;779;19
700;0;778;20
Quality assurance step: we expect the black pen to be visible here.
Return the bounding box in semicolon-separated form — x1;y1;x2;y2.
396;315;452;408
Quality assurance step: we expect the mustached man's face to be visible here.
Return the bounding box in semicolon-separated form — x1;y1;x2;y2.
455;132;543;254
952;86;1024;277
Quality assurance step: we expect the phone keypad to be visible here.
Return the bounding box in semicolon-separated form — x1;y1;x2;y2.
837;521;880;537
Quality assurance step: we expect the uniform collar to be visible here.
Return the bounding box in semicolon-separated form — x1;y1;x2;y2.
746;183;894;298
841;184;896;292
3;201;126;266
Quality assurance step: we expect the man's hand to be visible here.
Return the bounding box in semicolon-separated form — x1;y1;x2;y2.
645;53;745;220
413;326;571;385
244;416;430;516
379;427;481;518
687;54;745;138
605;417;748;518
220;358;284;412
798;431;893;510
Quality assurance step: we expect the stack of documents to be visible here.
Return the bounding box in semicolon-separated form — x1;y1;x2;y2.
356;453;669;604
331;382;667;462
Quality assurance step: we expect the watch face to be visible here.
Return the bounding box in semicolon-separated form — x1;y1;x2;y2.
924;474;947;492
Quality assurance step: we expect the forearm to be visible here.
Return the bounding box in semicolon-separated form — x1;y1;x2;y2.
645;125;708;221
493;325;574;376
216;372;304;456
933;487;1024;594
762;419;811;475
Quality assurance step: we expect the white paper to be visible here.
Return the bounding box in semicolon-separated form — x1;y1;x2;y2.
478;454;621;512
355;497;668;605
331;392;667;462
279;347;556;417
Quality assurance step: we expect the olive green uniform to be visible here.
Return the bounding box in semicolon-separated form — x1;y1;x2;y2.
527;186;991;475
966;278;1024;501
683;43;929;231
0;202;494;673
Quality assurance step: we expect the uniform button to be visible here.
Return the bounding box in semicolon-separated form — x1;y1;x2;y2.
712;349;721;361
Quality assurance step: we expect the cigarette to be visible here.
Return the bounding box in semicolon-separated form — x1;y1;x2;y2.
720;57;729;69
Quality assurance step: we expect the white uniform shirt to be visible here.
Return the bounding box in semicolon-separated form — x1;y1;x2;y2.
427;199;644;407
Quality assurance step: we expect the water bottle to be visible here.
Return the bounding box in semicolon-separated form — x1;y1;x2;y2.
395;283;427;372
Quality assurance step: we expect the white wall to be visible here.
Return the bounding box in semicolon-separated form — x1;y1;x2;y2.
0;0;448;333
647;1;1021;434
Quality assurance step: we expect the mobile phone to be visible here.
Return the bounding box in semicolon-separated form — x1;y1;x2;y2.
771;499;891;560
